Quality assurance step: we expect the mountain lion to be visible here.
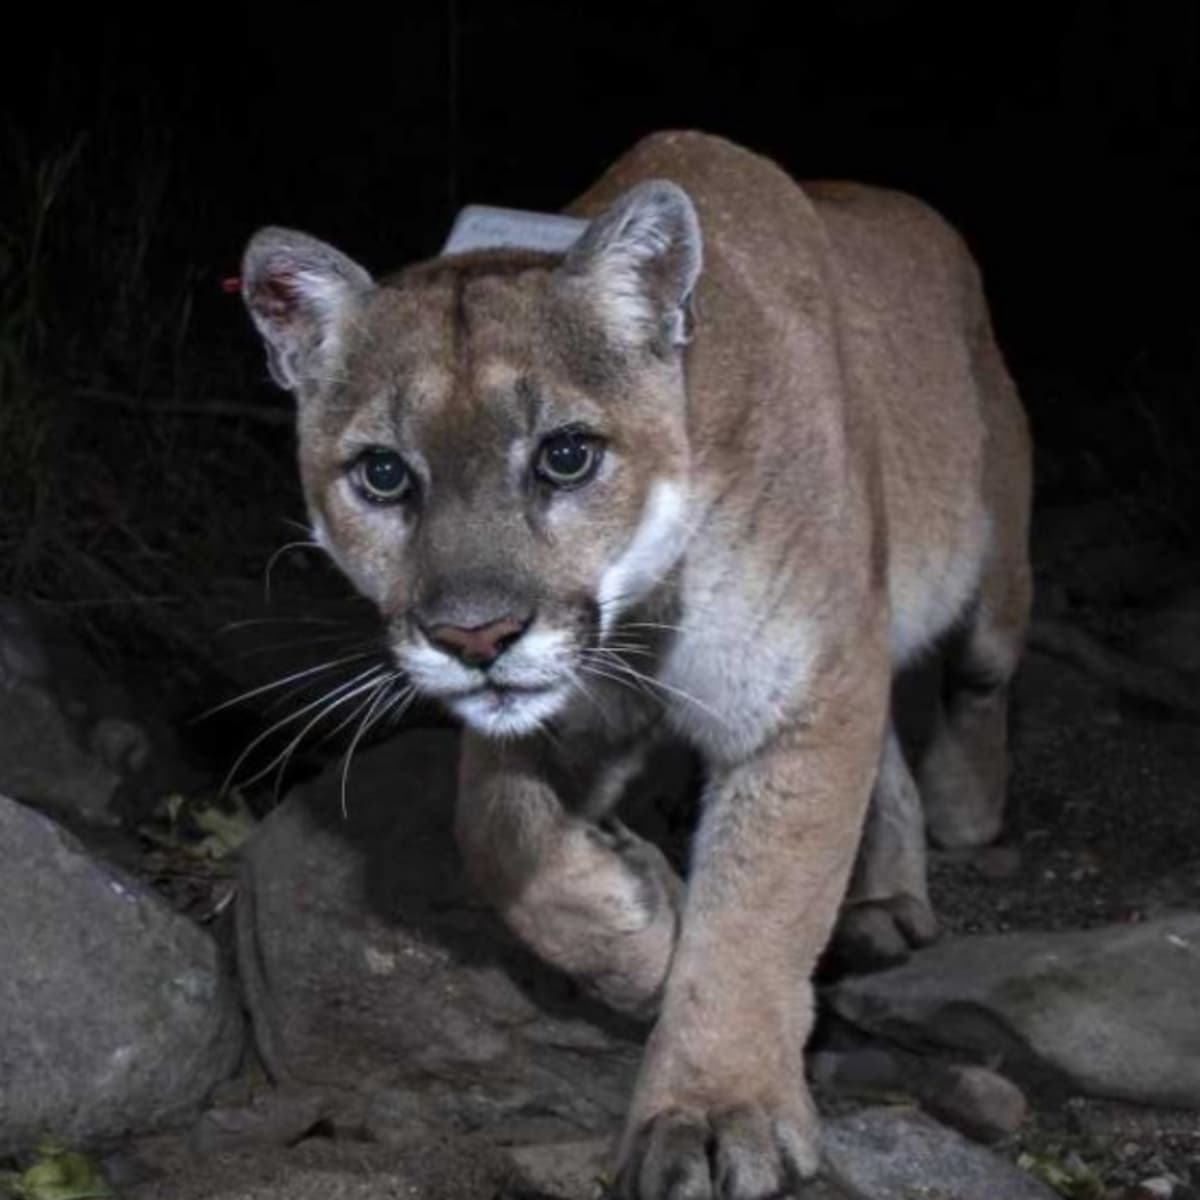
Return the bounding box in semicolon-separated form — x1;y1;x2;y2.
240;131;1031;1199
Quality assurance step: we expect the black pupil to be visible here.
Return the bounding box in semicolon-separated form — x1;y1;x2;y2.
544;436;590;479
364;453;405;494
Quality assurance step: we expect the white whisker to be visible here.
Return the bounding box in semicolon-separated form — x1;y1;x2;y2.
219;665;385;796
242;671;392;794
195;650;379;722
380;682;419;726
217;615;351;633
578;657;660;705
566;665;612;726
263;539;321;604
596;640;659;659
610;620;687;636
582;648;730;728
339;674;400;818
220;630;377;665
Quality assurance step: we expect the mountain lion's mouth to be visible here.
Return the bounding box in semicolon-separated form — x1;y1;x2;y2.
455;682;551;699
447;680;572;738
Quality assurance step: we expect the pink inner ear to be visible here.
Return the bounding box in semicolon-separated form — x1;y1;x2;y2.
251;273;302;324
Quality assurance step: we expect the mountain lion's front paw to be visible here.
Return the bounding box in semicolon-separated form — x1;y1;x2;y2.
614;1102;819;1199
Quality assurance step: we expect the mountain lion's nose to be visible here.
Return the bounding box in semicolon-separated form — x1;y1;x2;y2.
425;616;529;668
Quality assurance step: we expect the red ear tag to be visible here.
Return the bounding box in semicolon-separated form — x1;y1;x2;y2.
221;275;243;294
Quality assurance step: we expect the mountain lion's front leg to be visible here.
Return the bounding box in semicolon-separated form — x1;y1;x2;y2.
617;679;886;1199
456;731;683;1018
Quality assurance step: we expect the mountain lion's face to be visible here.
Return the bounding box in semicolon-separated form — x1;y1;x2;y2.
242;184;701;737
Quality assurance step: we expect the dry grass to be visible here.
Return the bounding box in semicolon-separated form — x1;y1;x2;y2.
0;125;300;684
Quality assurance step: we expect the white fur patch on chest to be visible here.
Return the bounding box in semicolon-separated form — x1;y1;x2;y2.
597;481;690;636
442;206;588;256
660;567;820;763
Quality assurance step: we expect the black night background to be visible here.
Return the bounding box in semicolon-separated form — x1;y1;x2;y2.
4;5;1195;634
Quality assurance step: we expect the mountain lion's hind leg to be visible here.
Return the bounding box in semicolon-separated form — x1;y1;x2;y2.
838;722;939;968
456;731;683;1018
920;317;1032;850
919;522;1031;849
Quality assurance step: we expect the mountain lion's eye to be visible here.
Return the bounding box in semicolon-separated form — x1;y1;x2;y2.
352;448;411;504
535;430;604;488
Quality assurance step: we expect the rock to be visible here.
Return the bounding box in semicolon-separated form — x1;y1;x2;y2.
828;915;1200;1107
236;730;642;1144
822;1106;1058;1200
188;1086;333;1154
812;1047;1027;1143
1134;1177;1178;1200
0;794;243;1154
0;599;176;826
921;1062;1028;1143
504;1138;611;1198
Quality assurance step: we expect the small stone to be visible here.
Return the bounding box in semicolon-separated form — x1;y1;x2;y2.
1134;1177;1177;1200
921;1063;1028;1143
505;1138;612;1199
822;1106;1056;1199
813;1047;1027;1144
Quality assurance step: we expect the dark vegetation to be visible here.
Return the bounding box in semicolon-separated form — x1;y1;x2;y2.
1;2;1195;764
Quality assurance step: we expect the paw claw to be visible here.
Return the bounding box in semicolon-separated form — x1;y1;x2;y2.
617;1105;817;1199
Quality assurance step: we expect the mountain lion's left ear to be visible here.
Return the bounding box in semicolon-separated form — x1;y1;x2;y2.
561;180;702;352
240;227;373;394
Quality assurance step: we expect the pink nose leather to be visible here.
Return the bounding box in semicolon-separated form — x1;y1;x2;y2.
427;616;526;667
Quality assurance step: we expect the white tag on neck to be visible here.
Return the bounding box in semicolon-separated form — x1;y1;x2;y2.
442;205;588;256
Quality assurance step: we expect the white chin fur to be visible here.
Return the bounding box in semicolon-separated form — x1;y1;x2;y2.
449;684;571;738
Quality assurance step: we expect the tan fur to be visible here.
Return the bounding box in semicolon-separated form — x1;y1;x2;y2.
242;131;1031;1198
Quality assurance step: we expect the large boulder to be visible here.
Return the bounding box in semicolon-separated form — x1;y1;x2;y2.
235;731;1064;1199
0;794;244;1154
235;729;642;1142
829;914;1200;1107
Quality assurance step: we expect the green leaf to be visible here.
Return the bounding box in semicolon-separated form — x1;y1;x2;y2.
9;1142;114;1200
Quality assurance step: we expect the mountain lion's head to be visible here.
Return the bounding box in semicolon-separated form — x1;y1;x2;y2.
242;183;701;738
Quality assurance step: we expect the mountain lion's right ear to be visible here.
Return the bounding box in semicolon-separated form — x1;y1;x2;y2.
561;180;702;353
240;227;373;393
